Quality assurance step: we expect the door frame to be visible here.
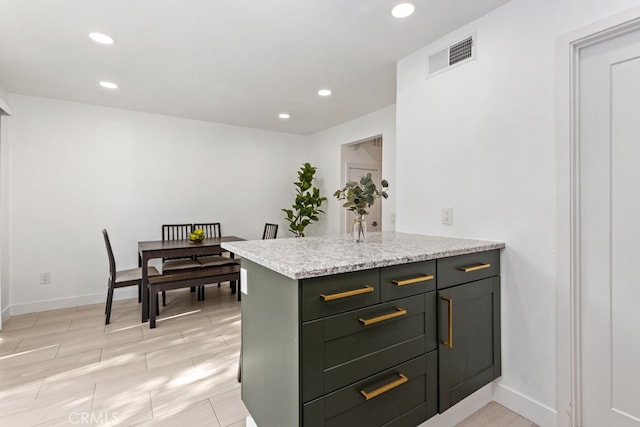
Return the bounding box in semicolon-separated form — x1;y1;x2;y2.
556;7;640;427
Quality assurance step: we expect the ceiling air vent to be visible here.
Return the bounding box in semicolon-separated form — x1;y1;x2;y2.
427;34;476;78
449;36;473;65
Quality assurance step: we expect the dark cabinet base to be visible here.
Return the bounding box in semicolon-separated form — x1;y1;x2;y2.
241;248;502;426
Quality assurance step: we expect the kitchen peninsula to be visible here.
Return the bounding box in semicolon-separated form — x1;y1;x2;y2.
222;232;505;427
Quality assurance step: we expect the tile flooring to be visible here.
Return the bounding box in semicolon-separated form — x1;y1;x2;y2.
0;286;536;426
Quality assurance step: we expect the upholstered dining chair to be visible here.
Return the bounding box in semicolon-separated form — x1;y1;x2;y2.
103;229;159;325
161;224;202;305
262;223;279;240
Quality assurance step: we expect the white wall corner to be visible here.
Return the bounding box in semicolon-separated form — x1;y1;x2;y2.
1;303;10;326
0;94;12;116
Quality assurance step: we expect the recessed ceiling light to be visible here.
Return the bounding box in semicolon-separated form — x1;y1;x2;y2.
99;81;118;89
89;32;114;45
278;113;290;119
391;3;415;18
318;89;332;97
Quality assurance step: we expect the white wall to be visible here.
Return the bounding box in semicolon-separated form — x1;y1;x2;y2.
396;0;640;426
5;94;307;314
0;87;10;326
307;105;396;237
3;95;396;316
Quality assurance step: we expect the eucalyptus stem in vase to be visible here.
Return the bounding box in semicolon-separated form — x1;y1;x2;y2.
334;174;389;242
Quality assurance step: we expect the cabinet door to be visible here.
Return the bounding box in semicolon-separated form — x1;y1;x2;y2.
438;276;501;412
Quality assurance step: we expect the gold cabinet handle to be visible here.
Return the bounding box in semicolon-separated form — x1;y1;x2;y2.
320;285;374;301
457;263;491;273
359;308;407;326
441;296;453;348
360;373;408;400
392;275;434;286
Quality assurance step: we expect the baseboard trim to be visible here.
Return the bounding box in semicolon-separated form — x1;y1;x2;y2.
243;381;558;427
493;383;558;427
7;288;138;316
417;383;494;427
1;304;11;325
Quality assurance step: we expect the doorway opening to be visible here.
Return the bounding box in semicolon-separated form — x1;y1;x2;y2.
339;135;383;234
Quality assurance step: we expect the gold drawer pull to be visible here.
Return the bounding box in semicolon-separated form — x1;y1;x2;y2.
392;275;434;286
441;296;453;348
458;263;491;273
320;285;374;301
359;308;407;326
360;373;408;400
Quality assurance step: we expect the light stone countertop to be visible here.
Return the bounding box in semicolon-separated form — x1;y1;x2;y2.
222;231;505;280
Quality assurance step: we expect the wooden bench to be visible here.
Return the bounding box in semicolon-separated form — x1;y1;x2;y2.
147;262;241;328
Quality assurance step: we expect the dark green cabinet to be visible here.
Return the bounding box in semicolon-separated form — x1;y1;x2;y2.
437;251;501;413
240;251;501;426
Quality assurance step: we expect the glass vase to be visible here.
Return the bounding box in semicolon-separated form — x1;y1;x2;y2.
352;214;367;242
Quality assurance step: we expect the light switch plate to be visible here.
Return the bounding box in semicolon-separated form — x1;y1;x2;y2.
40;272;51;285
442;208;453;225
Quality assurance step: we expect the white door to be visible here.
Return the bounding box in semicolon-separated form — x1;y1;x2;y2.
579;27;640;426
345;166;382;232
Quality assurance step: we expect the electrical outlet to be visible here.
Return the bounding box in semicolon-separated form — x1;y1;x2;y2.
442;208;453;225
40;272;50;285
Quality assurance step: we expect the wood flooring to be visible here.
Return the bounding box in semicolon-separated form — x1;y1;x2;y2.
0;286;537;427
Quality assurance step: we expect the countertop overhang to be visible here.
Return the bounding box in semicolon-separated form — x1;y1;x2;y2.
222;232;505;280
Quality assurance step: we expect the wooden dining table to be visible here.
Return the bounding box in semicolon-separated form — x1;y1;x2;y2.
138;235;245;323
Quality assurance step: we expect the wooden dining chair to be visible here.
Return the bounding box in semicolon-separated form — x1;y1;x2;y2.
193;222;221;238
192;222;225;262
193;222;237;299
262;223;279;239
103;229;159;325
161;224;202;305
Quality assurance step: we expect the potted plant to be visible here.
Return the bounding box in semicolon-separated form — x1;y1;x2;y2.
334;173;389;242
282;162;327;237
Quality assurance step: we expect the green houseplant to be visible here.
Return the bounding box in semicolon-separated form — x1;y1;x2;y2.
334;173;389;241
282;163;327;237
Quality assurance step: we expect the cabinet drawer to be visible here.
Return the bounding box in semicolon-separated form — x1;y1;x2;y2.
301;269;380;322
381;260;436;301
302;293;436;402
303;352;437;427
437;250;500;289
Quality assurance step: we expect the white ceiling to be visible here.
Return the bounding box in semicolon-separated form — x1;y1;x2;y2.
0;0;510;135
